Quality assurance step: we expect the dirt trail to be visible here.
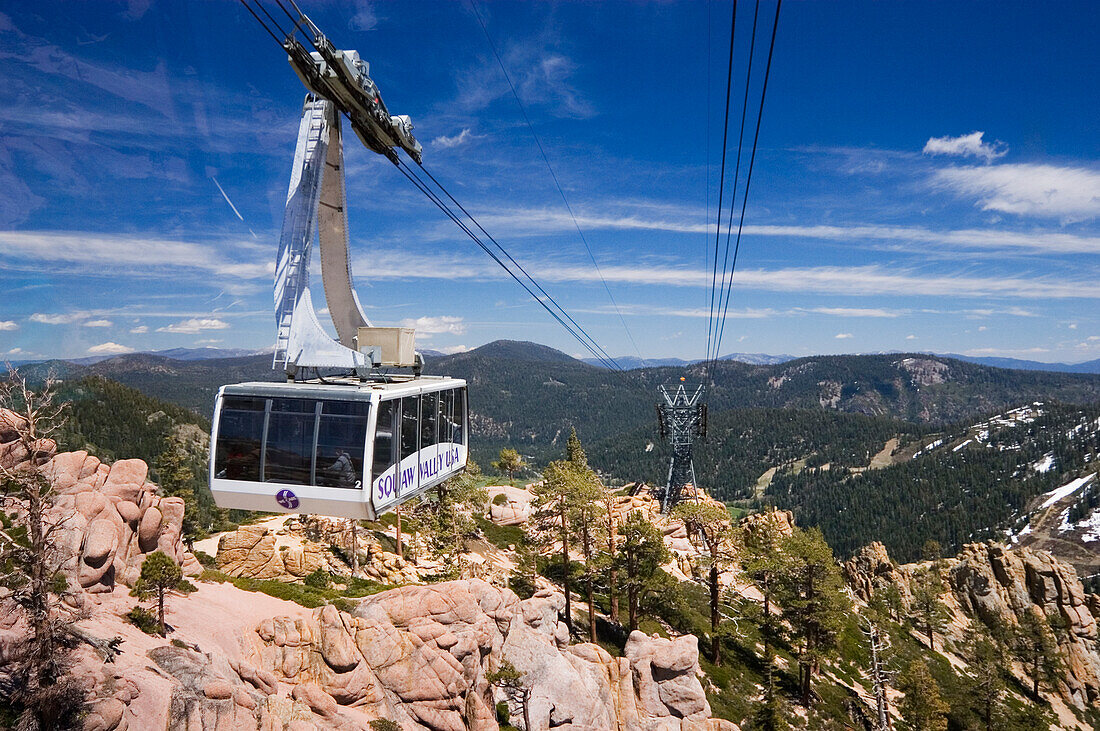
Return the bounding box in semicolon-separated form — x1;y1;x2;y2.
868;437;899;469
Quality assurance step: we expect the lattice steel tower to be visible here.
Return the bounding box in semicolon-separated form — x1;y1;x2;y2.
655;380;707;513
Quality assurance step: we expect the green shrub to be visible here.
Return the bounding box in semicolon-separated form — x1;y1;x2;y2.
193;551;216;568
170;638;188;649
126;606;160;635
495;700;511;725
492;493;508;506
332;597;356;614
304;569;332;589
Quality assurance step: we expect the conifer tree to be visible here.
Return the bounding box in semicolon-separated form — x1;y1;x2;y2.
776;527;849;707
897;659;948;731
910;567;950;651
616;510;668;631
673;500;735;663
486;660;532;731
560;428;609;639
1012;610;1063;697
740;512;787;666
431;471;487;563
962;627;1007;731
602;494;622;625
531;459;586;636
133;550;188;636
492;447;525;480
153;432;199;549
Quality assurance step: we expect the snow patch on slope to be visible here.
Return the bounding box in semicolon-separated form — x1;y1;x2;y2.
1041;474;1095;510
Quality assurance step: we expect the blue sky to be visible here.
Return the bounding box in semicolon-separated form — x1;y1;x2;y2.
1;0;1098;364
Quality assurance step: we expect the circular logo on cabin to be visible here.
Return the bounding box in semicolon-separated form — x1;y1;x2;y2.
276;489;300;510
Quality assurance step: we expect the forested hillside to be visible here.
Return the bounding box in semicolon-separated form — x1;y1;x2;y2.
22;341;1100;564
767;403;1100;562
590;407;926;497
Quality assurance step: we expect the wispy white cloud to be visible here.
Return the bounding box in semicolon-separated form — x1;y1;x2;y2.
129;325;149;334
0;321;18;331
157;318;230;334
1;231;272;282
358;245;1100;300
433;128;481;149
82;319;113;328
453;207;1100;255
435;344;470;355
348;0;380;31
932;163;1100;222
923;131;1006;163
399;315;466;335
806;307;898;318
88;342;133;355
835;333;854;339
29;312;85;325
906;334;917;340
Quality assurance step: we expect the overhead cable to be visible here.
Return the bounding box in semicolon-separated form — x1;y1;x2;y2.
709;0;760;379
396;159;624;371
468;0;643;361
704;0;739;375
712;0;782;363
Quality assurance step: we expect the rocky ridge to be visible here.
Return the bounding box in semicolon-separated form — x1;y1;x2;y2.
845;539;1100;711
0;419;733;730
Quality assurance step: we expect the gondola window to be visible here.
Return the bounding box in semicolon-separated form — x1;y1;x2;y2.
315;400;370;488
372;399;397;485
214;396;266;481
264;398;317;485
421;391;439;447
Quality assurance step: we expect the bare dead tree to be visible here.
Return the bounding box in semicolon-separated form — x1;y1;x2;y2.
0;369;86;730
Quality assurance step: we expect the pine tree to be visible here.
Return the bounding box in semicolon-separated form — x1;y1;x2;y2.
673;500;735;663
431;472;488;563
531;459;586;636
910;567;950;651
617;510;669;631
776;527;850;707
740;511;787;667
486;660;532;731
133;550;187;636
153;432;199;549
897;659;948;731
492;447;525;480
963;627;1007;731
1012;610;1063;697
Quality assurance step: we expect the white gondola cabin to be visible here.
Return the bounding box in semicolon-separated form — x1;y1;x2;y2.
209;376;468;519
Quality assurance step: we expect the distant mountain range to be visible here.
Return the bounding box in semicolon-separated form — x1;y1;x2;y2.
582;353;795;369
10;344;1100;375
30;338;1100;567
943;353;1100;374
585;351;1100;374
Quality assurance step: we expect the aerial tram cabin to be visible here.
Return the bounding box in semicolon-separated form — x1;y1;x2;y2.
210;376;467;520
209;17;471;520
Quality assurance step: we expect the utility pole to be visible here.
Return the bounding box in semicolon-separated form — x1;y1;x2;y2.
655;378;707;513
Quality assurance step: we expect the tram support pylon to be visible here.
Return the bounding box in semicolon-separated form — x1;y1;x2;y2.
654;380;706;513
